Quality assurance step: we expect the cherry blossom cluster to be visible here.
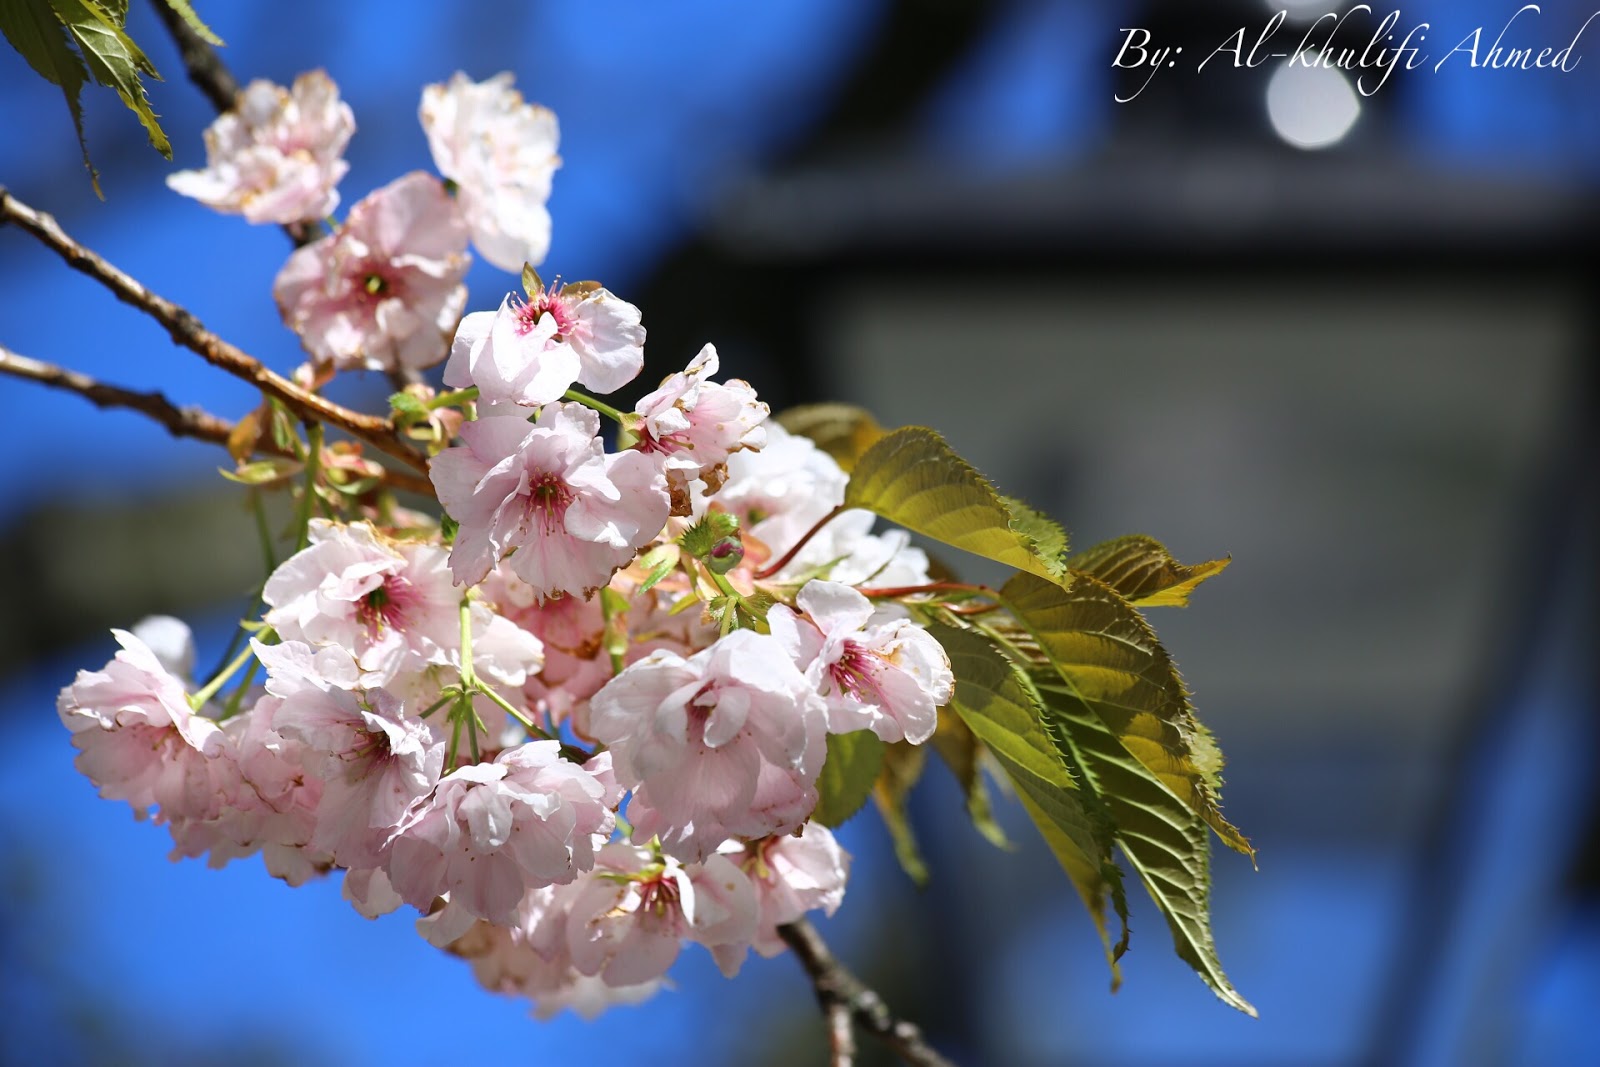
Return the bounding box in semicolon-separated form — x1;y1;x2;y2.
60;70;955;1019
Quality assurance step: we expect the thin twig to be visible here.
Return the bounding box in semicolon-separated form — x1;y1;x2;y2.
0;344;433;495
754;503;847;579
777;918;956;1067
0;187;428;474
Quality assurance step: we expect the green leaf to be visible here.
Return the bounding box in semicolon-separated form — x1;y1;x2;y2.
49;0;170;160
1;0;96;192
1067;535;1231;608
928;709;1010;850
521;263;542;297
812;730;885;828
161;0;221;44
218;457;301;486
1033;671;1256;1016
635;544;678;595
679;510;739;559
1001;572;1253;860
927;622;1127;980
872;742;930;886
776;403;885;474
388;391;429;420
844;427;1069;584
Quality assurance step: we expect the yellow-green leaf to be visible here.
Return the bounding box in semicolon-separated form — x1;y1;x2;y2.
776;403;885;473
872;741;930;886
844;427;1069;584
813;729;884;828
1068;535;1231;608
1001;572;1253;860
928;708;1010;849
1033;671;1256;1016
50;0;170;159
928;622;1126;980
1;0;96;191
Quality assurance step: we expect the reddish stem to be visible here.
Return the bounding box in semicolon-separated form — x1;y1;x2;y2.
753;503;847;579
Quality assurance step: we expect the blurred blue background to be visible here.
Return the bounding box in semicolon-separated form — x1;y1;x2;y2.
2;1;1596;1064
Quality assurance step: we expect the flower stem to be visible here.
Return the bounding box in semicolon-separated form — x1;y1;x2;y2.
190;641;259;710
293;422;324;553
562;388;625;424
753;504;847;579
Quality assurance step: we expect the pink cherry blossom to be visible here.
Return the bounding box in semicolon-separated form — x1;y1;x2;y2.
770;580;953;745
421;72;560;271
442;294;580;412
256;640;443;869
386;743;619;925
262;519;542;688
58;629;234;822
588;629;828;862
522;282;646;394
728;825;850;961
565;844;759;985
429;403;670;599
274;171;470;372
636;344;767;511
167;70;354;224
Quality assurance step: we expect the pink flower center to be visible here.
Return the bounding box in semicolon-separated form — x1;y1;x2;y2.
511;287;576;339
524;472;573;535
828;643;886;704
357;576;415;636
636;872;682;917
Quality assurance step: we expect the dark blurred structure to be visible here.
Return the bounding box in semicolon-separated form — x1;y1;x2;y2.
2;1;1597;1065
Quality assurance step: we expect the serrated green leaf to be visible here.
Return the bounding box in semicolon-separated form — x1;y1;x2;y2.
872;742;930;886
813;730;884;828
1001;572;1252;860
679;510;739;559
49;0;170;159
844;427;1069;584
928;709;1010;850
1;0;96;192
776;403;886;474
1068;535;1231;608
927;622;1126;980
160;0;220;44
1033;672;1256;1016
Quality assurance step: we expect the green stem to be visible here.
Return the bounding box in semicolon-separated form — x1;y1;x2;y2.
218;657;259;721
458;597;476;686
429;386;479;409
562;388;625;423
190;642;258;710
250;488;277;571
293;421;324;553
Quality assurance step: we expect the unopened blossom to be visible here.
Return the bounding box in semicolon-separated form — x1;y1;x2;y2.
430;403;670;599
58;628;234;822
588;629;828;862
257;640;443;869
729;825;850;961
770;580;953;745
636;344;767;511
386;744;619;925
442;293;580;412
168;70;354;224
421;72;560;271
274;171;470;372
565;844;759;985
262;519;542;688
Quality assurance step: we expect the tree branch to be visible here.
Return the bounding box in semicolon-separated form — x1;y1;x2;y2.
778;918;956;1067
0;344;434;496
0;187;429;474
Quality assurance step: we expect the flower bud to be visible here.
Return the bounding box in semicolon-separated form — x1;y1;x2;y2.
706;536;745;574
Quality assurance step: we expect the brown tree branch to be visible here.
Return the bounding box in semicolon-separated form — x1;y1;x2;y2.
0;187;429;474
0;344;434;496
778;918;957;1067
